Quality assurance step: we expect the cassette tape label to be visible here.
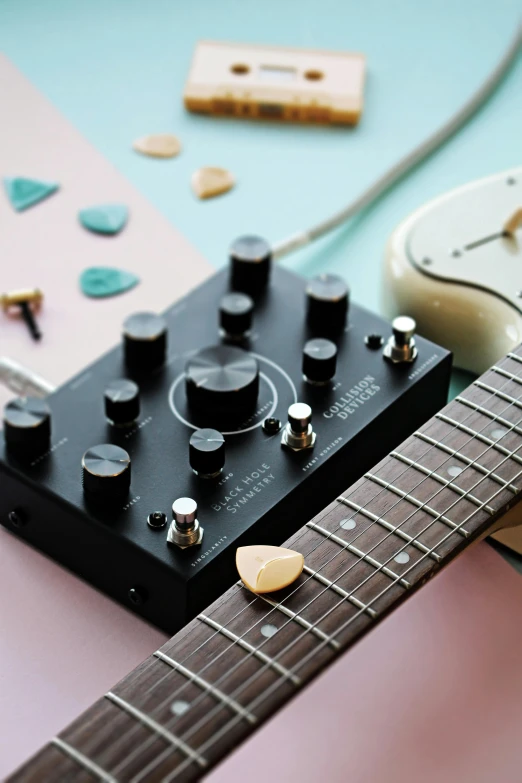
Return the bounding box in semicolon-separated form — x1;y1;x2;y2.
184;41;366;125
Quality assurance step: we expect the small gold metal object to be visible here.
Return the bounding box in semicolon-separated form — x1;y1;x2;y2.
503;207;522;237
0;288;44;341
236;545;304;593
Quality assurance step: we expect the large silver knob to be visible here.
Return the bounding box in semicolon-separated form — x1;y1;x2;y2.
281;402;316;451
167;497;203;549
383;316;418;364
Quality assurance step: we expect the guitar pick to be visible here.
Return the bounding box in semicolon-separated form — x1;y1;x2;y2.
133;133;182;159
80;267;140;298
236;545;304;593
78;204;128;235
191;167;235;199
4;177;59;212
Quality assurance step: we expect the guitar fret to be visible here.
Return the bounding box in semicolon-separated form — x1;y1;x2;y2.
302;564;378;618
365;472;470;537
414;431;519;494
473;381;522;410
391;450;495;515
256;592;341;650
436;413;522;466
492;365;522;385
198;613;302;686
51;737;117;782
457;395;522;434
154;650;257;725
337;496;440;562
105;691;207;769
337;495;440;562
15;346;522;783
307;521;411;588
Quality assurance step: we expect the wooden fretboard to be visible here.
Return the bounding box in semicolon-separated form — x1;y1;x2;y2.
10;349;522;783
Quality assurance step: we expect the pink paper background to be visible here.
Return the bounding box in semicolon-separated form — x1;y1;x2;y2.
1;56;522;781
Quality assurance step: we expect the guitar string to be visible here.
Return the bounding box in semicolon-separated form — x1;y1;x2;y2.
109;369;521;782
102;375;496;777
150;387;522;783
103;365;520;778
99;365;488;773
103;364;521;780
162;388;522;781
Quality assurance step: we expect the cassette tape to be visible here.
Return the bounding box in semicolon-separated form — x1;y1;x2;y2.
184;41;366;125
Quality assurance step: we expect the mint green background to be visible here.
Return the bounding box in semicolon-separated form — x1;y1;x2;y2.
1;0;520;313
0;1;520;387
0;1;521;562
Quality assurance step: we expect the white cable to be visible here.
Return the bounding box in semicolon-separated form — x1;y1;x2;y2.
0;357;55;398
272;23;522;260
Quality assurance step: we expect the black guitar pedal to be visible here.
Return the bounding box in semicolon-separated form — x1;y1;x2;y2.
0;243;451;632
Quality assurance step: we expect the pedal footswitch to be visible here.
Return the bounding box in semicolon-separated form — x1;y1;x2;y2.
383;316;418;364
281;402;316;451
168;497;203;548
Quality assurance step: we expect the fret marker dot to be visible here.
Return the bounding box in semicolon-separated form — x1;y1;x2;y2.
491;427;508;440
261;624;278;638
340;518;356;531
394;551;410;564
447;465;463;477
171;700;190;717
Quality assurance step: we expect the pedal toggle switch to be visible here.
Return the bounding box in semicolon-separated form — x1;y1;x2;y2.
383;316;418;364
281;402;316;451
168;497;204;549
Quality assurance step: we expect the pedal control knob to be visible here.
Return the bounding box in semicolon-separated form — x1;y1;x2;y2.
3;397;51;458
302;338;338;385
104;379;140;426
123;312;167;372
219;292;254;340
82;444;131;501
229;235;271;294
306;274;349;334
189;428;225;478
185;345;259;418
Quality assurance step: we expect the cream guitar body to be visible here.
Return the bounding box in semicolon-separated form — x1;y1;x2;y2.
384;166;522;554
383;167;522;375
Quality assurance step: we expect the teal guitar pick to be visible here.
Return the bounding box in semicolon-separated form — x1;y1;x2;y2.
78;203;128;235
4;177;59;211
80;267;140;298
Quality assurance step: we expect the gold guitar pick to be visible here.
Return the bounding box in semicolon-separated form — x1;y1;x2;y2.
191;166;235;200
236;545;304;594
132;133;182;159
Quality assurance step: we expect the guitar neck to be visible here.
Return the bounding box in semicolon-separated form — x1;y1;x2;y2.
10;349;522;783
